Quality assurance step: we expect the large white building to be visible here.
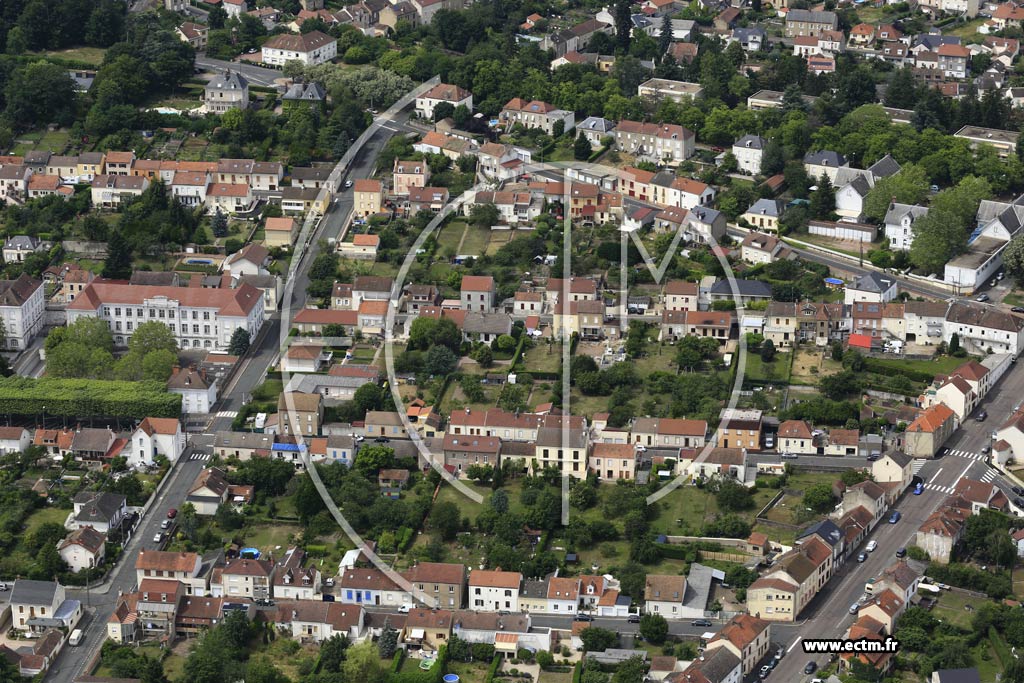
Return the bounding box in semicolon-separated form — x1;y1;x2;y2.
0;274;44;351
261;31;337;66
67;282;264;351
415;83;473;119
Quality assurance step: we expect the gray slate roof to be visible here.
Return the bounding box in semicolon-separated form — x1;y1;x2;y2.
10;580;60;607
803;150;847;167
73;491;126;524
734;134;766;150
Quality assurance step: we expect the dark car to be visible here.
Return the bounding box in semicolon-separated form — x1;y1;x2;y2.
626;614;641;623
1013;486;1024;496
857;552;868;562
896;547;907;558
866;453;881;461
691;619;713;627
977;411;988;422
889;510;901;524
1013;307;1024;313
574;613;594;622
804;662;817;675
167;508;177;519
374;437;390;443
938;447;950;457
1015;497;1024;508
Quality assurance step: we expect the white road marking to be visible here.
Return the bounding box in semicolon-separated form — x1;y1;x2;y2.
788;637;802;653
934;468;943;479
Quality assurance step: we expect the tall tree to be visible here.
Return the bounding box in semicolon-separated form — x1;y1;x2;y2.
103;230;133;280
809;174;835;219
863;163;930;222
614;0;632;51
659;15;671;55
228;327;251;356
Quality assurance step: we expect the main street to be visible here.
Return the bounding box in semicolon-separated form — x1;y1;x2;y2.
770;359;1024;682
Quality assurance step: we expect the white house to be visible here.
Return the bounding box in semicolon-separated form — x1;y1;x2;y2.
261;31;337;66
223;243;270;277
0;426;30;455
644;574;687;617
9;580;75;633
58;527;106;574
0;274;45;351
415;83;473;119
167;365;218;415
884;203;928;251
338;567;411;607
732;134;767;175
469;569;522;612
845;272;898;305
70;491;127;533
129;417;185;468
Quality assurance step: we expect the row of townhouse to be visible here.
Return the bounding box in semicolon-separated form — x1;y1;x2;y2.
838;560;919;678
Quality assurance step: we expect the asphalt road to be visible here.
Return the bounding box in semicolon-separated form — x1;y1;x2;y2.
194;56;283;87
47;451;212;682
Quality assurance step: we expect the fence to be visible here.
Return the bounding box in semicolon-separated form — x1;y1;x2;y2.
698;550;751;563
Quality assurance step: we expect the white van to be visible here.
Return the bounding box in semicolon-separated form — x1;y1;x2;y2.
69;629;84;646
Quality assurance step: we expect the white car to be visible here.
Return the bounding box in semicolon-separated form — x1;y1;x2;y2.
635;445;647;452
344;180;353;189
397;604;412;614
153;533;163;544
866;540;877;552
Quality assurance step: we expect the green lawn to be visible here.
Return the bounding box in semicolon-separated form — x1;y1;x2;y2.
743;351;792;385
520;341;564;374
24;506;71;533
437;220;467;256
947;17;986;39
930;589;979;629
538;672;574;683
34;46;107;64
866;354;971;376
459;226;489;256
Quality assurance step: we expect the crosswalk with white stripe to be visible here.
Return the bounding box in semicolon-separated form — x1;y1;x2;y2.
980;469;998;483
189;452;211;461
945;449;988;462
924;482;954;494
215;410;237;418
911;459;927;475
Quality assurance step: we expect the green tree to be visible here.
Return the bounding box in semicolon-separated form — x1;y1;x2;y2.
759;338;776;363
425;345;458;376
949;333;960;355
639;614;669;645
1003;233;1024;282
574;134;593;160
129;321;178;356
471;345;493;367
809;174;835;219
715;479;754;511
228;327;251;356
580;627;619;652
342;641;385;683
803;483;836;513
760;139;784;176
863;163;929;222
103;230;133;280
178;502;198;541
354;445;394;473
208;4;227;28
320;634;350;672
211;209;228;238
431;500;461;541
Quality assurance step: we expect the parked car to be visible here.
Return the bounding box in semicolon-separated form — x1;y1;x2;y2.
153;532;163;544
344;180;353;189
977;411;988;422
849;602;860;614
691;619;713;627
857;552;868;562
914;482;924;495
866;540;877;552
889;510;901;524
374;437;390;443
160;519;171;530
635;445;647;452
574;613;594;622
397;604;411;614
626;614;641;623
866;453;880;461
167;508;177;519
896;547;907;558
781;452;798;459
1013;307;1024;314
1015;497;1024;509
759;665;771;679
977;294;990;302
804;662;817;675
982;445;991;454
1012;486;1024;496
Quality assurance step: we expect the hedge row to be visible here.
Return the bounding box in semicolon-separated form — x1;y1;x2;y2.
0;377;180;419
861;358;935;384
484;654;502;683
